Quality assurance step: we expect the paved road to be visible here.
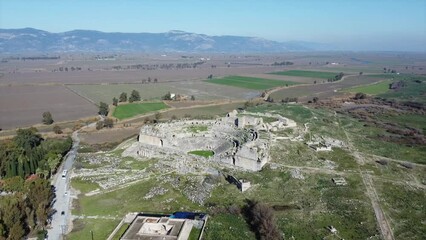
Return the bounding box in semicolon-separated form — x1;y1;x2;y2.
47;118;101;240
47;130;79;240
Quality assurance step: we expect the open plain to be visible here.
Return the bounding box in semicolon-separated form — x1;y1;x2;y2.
0;85;96;129
2;52;425;130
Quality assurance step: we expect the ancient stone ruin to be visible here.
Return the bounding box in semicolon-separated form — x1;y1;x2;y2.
124;110;296;171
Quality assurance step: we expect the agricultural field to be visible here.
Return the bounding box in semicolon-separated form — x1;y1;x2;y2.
0;85;97;130
270;74;389;102
79;127;139;145
67;80;259;103
242;73;317;84
206;76;299;90
158;102;246;120
113;102;169;119
269;70;339;79
343;79;392;95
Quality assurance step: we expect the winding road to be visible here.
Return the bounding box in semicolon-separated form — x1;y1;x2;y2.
47;118;101;240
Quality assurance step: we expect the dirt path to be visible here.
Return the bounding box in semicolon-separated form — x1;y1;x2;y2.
340;120;395;240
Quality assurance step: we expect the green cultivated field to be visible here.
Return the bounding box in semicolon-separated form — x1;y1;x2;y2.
113;102;168;119
206;76;298;90
269;70;339;79
344;80;392;95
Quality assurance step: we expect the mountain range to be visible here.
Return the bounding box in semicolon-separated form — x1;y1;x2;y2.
0;28;333;53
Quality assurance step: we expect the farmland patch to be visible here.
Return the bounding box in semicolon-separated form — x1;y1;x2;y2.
113;102;169;120
269;70;339;79
206;76;299;90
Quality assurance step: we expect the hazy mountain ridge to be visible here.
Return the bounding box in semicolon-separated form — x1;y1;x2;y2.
0;28;333;53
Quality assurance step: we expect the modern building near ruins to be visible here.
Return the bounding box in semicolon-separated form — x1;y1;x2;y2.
126;110;296;171
113;212;207;240
121;216;191;240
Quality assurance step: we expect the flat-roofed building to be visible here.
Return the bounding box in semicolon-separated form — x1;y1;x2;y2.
121;216;192;240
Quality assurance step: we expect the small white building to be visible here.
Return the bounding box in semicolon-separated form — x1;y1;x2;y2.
239;179;251;192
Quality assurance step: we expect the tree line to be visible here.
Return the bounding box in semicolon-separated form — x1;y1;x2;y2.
0;128;72;239
326;72;344;83
0;128;72;179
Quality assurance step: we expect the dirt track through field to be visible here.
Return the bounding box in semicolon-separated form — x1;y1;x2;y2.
340;119;395;240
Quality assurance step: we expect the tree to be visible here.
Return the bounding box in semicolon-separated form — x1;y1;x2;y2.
162;92;172;101
359;71;363;75
42;112;54;125
154;78;158;83
129;90;141;103
119;92;127;102
243;200;281;240
314;80;317;84
8;222;25;240
112;97;118;106
14;128;42;150
154;112;161;121
104;118;114;128
53;125;62;134
207;74;213;79
354;92;367;100
96;121;104;130
191;95;195;101
98;102;109;116
312;97;319;103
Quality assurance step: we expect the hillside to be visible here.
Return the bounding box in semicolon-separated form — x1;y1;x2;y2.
0;28;331;53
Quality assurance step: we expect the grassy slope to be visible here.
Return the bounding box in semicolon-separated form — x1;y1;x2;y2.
73;177;204;217
68;218;119;240
113;102;168;119
269;70;339;79
206;76;298;90
71;178;100;194
378;77;426;103
70;103;424;239
376;180;426;239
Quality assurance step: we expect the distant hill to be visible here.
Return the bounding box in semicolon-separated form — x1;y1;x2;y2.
0;28;333;53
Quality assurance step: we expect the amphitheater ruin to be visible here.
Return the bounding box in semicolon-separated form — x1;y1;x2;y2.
124;109;297;171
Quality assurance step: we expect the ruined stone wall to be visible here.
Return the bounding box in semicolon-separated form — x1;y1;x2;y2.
237;116;263;128
234;155;265;171
139;134;163;147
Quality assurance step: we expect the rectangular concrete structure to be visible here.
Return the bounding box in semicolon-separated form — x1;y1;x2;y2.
121;216;192;240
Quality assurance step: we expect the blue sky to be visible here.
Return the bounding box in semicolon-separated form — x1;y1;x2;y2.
0;0;425;51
